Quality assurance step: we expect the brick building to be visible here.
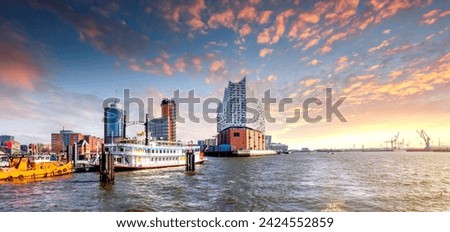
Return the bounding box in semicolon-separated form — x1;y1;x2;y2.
216;77;266;151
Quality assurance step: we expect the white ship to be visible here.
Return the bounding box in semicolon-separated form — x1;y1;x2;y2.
95;138;206;171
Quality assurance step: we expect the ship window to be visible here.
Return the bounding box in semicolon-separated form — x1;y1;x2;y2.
234;132;240;137
120;147;124;152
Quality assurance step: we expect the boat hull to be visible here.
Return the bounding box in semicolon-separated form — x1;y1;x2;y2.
0;157;72;181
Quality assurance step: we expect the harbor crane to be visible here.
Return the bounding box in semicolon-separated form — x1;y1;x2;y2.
416;129;431;150
384;132;400;150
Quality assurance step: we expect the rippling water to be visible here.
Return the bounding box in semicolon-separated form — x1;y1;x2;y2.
1;152;449;212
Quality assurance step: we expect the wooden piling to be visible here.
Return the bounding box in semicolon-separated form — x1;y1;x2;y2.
186;149;195;172
99;145;115;183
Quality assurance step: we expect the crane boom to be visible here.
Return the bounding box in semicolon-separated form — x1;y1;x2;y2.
416;129;430;150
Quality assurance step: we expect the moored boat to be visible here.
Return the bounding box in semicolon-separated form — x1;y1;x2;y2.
0;156;72;181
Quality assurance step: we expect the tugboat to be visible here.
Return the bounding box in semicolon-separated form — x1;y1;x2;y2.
0;156;72;181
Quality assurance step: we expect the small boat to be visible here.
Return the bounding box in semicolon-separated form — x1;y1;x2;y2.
0;156;72;181
73;160;96;173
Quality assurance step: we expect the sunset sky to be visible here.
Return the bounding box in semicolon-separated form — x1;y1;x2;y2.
1;0;449;149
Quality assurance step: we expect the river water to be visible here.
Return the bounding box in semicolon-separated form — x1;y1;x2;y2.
1;151;449;212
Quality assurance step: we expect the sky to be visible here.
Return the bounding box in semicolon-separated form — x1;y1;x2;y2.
0;0;449;149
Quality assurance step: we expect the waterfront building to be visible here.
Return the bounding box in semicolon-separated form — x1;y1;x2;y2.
148;99;177;142
0;135;14;144
2;140;20;155
104;101;126;144
51;130;103;157
84;135;103;156
216;77;266;150
20;145;28;153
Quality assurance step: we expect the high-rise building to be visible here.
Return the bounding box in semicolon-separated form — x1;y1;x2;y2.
161;99;176;142
216;77;266;150
149;99;177;142
104;101;126;144
149;117;169;140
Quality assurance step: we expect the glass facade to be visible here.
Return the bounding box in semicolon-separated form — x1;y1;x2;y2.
104;102;125;144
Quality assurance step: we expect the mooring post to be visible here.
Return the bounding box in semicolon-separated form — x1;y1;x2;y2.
99;145;115;183
67;145;72;164
72;143;77;168
186;141;195;172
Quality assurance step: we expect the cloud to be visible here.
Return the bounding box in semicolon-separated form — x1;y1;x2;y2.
368;39;390;52
258;10;273;24
259;48;273;57
175;57;187;72
321;31;348;53
192;57;202;71
301;78;320;87
307;59;320;66
257;9;295;45
336;56;349;72
32;1;150;59
239;24;252;37
383;29;391;34
342;52;450;103
420;9;450;25
209;60;225;72
324;0;359;26
303;38;320;50
208;9;237;31
155;0;206;31
128;59;143;72
267;75;277;81
0;18;43;91
237;6;257;21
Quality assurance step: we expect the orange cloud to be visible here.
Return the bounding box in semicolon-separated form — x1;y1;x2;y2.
239;24;252;37
420;9;450;25
257;9;295;44
308;59;320;66
368;39;390;52
157;0;206;31
258;10;273;24
192;57;202;71
208;9;237;31
288;12;321;40
321;31;348;53
259;48;273;57
175;57;187;72
237;6;257;21
0;20;42;91
336;56;349;72
301;78;320;87
209;60;225;72
343;52;450;102
325;0;359;26
303;38;320;50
